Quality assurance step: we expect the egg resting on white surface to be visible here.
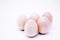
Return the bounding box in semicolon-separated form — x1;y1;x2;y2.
18;15;27;31
30;14;40;22
24;19;38;37
37;12;53;34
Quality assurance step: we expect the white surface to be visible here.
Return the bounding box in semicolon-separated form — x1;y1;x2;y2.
0;0;60;40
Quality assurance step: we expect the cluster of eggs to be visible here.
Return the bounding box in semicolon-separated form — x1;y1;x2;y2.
18;12;53;38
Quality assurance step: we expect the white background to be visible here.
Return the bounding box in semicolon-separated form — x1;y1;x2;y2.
0;0;60;40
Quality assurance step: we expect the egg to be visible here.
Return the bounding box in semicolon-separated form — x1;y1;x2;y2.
42;12;53;23
30;14;40;22
37;17;50;34
24;19;38;37
18;15;27;31
37;12;53;34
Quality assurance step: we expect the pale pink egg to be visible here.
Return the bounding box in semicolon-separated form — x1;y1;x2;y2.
24;19;38;37
30;14;40;22
42;12;53;23
37;17;50;34
18;15;27;31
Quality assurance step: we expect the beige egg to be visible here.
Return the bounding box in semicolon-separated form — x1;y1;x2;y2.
42;12;53;23
30;14;40;22
24;19;38;37
37;16;50;34
37;12;53;34
18;15;27;31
